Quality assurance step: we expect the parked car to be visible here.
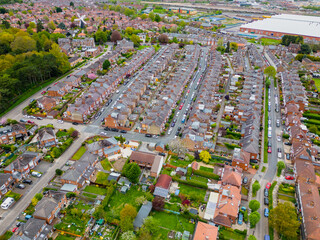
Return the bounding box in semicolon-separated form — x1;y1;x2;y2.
111;128;119;132
120;130;127;133
264;197;269;205
238;213;243;225
31;171;42;178
27;120;34;124
286;153;290;160
12;227;18;233
22;179;32;185
264;208;269;217
72;122;79;125
158;153;166;156
276;119;280;127
285;176;294;180
267;147;272;153
37;117;43;120
20;119;27;123
16;184;25;189
277;148;282;158
268;141;271;147
171;122;175;127
145;134;152;138
266;182;271;189
41;91;46;95
277;135;281;142
240;206;246;211
264;188;269;197
242;177;248;184
57;120;64;124
250;159;258;164
284;142;292;146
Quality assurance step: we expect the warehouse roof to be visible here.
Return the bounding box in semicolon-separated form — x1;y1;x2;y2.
241;14;320;38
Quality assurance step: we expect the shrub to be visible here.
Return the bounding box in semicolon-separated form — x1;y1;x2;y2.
193;169;220;180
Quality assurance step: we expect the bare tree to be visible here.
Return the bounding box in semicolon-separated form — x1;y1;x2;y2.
111;30;122;43
158;34;169;44
168;138;188;156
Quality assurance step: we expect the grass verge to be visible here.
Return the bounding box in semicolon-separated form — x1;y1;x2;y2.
268;181;277;240
264;87;269;163
71;146;86;160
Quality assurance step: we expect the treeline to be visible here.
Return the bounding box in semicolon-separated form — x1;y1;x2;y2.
303;5;320;11
0;28;70;114
295;54;320;62
0;0;22;4
281;35;303;46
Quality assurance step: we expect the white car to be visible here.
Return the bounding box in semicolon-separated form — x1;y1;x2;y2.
168;128;173;135
277;136;281;142
116;90;120;94
31;171;42;178
57;120;64;124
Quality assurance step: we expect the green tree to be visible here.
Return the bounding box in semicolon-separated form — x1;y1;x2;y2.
10;35;36;53
249;211;260;228
1;20;10;29
277;161;285;176
123;163;141;183
36;20;44;33
34;193;43;201
70;1;74;7
199;150;211;163
141;216;159;235
120;231;136;240
154;14;161;22
120;204;137;232
29;22;36;29
49;43;71;73
269;202;300;239
249;200;260;212
299;44;311;54
56;7;62;13
140;14;148;20
125;27;134;35
264;66;277;79
94;30;108;44
118;135;126;145
55;168;63;176
103;59;111;70
48;21;56;30
130;34;140;47
149;12;155;21
252;180;260;196
230;42;238;51
265;77;271;88
248;235;257;240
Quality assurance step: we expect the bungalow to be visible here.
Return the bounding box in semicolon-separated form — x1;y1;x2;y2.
154;174;172;198
33;191;66;224
38;127;57;148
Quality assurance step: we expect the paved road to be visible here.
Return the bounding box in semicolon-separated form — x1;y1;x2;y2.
0;132;90;235
254;51;284;240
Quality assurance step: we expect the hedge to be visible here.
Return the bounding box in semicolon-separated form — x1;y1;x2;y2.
226;130;242;139
305;119;320;126
303;112;320;120
172;176;208;189
193;169;220;180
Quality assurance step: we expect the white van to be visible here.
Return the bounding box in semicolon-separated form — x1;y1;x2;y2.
1;197;15;210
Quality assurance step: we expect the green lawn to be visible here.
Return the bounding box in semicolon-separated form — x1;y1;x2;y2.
2;154;18;167
83;185;108;195
72;146;86;160
55;234;75;240
95;171;110;185
313;78;320;90
83;193;97;199
262;166;267;172
170;156;191;167
108;186;150;218
219;228;246;240
199;166;214;173
259;38;281;45
101;159;112;171
151;211;195;234
278;195;296;203
190;175;208;184
138;45;151;50
178;183;206;201
164;202;181;212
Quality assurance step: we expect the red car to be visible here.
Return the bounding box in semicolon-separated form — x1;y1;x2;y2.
285;176;294;180
267;147;272;153
187;90;190;93
41;91;46;95
27;120;34;124
179;104;184;110
266;182;271;189
12;227;18;233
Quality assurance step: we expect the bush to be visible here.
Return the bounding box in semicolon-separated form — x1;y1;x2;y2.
193;169;220;180
55;169;63;176
66;192;76;198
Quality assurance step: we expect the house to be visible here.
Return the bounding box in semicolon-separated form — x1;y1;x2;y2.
38;127;57;148
0;173;14;198
37;97;57;112
133;201;152;229
4;152;42;179
33;191;66;224
154;174;172;198
60;152;98;188
220;165;242;188
86;138;121;158
192;221;218;240
11;218;52;240
129;151;164;177
68;56;82;67
0;124;27;144
232;148;250;171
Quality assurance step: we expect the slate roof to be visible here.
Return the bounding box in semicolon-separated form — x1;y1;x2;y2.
133;201;152;229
